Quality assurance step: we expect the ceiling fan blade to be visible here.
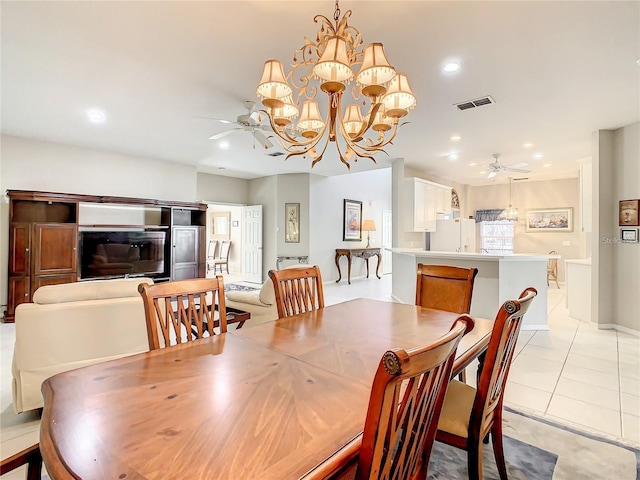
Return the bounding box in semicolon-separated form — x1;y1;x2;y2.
504;167;531;173
487;171;498;179
196;116;237;125
507;162;529;168
253;130;273;149
249;111;261;123
209;128;243;140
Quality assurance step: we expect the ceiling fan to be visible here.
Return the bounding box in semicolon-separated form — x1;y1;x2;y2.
208;101;273;149
486;153;531;178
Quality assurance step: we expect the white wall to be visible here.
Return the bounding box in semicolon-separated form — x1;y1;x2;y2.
0;135;198;311
467;178;583;282
309;168;392;283
276;174;309;260
196;172;249;205
611;123;639;332
249;176;278;279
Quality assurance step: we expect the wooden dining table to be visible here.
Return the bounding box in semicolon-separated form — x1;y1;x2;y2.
40;298;493;480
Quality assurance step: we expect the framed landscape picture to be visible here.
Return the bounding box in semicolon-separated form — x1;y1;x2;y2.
525;208;573;232
343;199;362;241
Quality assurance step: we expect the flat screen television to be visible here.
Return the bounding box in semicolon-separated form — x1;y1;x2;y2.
80;230;167;279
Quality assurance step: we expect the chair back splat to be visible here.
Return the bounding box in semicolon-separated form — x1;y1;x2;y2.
138;277;227;350
415;264;478;314
356;315;475;480
436;287;538;480
268;265;324;319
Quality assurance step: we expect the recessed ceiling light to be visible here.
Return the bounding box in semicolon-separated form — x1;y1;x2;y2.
469;162;477;166
451;135;461;141
219;141;230;150
636;58;640;66
479;170;486;175
443;62;460;73
448;153;459;160
86;109;106;123
523;143;533;148
533;153;544;159
543;163;551;167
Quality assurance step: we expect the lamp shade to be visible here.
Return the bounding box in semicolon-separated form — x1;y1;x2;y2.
313;36;354;83
382;73;416;118
297;100;325;131
257;60;292;107
362;219;377;231
357;43;396;88
343;104;363;136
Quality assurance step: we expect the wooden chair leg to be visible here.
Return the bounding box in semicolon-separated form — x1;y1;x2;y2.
491;419;508;480
467;441;484;480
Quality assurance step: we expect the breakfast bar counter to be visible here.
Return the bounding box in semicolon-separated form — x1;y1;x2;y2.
390;248;555;330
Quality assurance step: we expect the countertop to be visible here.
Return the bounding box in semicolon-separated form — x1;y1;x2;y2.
388;248;559;262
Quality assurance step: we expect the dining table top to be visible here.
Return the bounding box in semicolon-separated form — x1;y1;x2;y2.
40;298;493;480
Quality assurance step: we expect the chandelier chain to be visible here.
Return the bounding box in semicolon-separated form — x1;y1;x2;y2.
334;0;340;22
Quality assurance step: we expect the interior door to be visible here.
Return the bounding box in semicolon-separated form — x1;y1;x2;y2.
241;205;263;283
382;210;392;274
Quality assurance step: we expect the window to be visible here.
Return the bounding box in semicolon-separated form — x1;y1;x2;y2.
480;220;514;255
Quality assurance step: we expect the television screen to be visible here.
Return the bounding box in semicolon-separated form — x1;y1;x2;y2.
80;230;167;279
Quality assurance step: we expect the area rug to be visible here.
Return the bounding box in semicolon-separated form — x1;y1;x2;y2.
428;407;640;479
225;283;259;292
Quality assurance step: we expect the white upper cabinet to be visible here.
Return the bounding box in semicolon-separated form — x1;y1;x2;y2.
402;178;452;232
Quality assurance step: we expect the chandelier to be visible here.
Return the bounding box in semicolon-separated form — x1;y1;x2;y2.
501;177;519;221
256;0;416;169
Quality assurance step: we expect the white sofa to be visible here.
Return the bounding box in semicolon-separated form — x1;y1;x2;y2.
225;277;278;325
11;277;153;413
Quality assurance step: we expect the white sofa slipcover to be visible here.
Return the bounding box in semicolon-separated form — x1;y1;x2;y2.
225;277;278;325
12;277;153;413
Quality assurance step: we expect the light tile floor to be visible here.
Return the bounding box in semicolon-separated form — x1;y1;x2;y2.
1;273;639;478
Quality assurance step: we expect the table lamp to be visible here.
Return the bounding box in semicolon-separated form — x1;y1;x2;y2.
362;219;376;248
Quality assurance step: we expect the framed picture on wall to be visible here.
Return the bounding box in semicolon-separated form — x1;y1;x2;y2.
343;199;362;241
621;228;639;243
525;208;573;232
210;211;231;240
619;199;639;226
285;203;300;243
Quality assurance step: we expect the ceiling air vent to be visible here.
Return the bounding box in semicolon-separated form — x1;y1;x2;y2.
266;151;285;157
454;95;495;111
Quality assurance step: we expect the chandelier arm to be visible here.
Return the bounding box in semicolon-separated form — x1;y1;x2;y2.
261;109;327;148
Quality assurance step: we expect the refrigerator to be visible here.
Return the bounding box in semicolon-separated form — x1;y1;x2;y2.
429;219;477;253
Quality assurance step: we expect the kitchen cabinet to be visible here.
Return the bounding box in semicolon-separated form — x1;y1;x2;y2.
402;178;452;232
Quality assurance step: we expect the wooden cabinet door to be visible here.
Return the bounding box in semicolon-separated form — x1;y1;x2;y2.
32;274;77;293
9;223;31;275
172;227;199;280
33;224;78;275
8;277;30;318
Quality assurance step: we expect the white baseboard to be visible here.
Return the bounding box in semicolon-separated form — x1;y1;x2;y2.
598;323;640;337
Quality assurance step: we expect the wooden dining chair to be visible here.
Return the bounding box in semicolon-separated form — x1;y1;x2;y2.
138;277;227;350
415;264;478;313
547;250;559;288
206;240;218;273
314;315;475;480
435;287;538;480
416;264;478;382
268;265;324;319
212;240;231;274
0;443;42;480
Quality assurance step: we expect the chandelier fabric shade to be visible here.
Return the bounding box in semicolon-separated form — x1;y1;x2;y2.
256;0;416;169
257;60;292;108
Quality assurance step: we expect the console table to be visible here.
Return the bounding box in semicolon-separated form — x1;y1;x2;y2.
276;255;309;270
335;248;382;284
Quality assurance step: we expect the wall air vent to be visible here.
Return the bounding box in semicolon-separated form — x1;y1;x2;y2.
266;151;285;157
454;95;495;111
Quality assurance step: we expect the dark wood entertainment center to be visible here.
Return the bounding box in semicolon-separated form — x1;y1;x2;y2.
5;190;207;323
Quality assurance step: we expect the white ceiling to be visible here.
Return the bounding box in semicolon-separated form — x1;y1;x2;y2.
2;1;639;186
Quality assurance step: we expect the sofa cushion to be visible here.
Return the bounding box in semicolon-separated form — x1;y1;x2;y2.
227;290;270;307
33;277;153;305
258;278;275;305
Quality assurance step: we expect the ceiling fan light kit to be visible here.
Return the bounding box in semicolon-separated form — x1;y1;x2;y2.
256;0;416;169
